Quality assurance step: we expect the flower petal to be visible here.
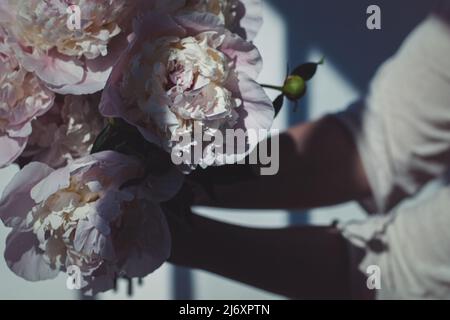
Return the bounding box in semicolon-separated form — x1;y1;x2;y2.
4;230;59;282
236;74;274;131
174;11;225;33
16;49;85;89
220;31;263;79
217;72;274;163
31;166;71;204
0;135;28;169
234;0;264;41
0;162;53;227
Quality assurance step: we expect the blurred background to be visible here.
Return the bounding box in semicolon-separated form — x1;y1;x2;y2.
0;0;440;300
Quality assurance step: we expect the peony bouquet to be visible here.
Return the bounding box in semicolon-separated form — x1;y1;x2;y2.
0;0;321;295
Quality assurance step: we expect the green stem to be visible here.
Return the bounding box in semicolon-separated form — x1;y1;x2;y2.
260;84;283;92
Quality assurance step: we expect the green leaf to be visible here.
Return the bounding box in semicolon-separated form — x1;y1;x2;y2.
91;123;114;154
291;57;325;81
273;93;285;117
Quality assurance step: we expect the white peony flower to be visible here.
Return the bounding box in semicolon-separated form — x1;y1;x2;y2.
0;26;55;168
0;151;183;295
0;0;179;95
7;0;127;60
119;31;241;148
101;13;273;171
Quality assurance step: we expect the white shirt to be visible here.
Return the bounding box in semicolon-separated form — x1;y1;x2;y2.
334;11;450;299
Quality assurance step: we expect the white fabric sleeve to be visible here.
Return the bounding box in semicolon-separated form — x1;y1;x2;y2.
334;14;450;214
339;184;450;299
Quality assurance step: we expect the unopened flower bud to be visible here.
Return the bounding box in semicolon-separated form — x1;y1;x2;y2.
282;75;306;101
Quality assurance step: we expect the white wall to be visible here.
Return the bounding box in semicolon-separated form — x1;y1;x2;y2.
306;49;366;225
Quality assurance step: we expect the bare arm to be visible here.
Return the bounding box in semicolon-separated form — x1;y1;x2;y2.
163;116;375;299
189;116;371;210
167;211;371;299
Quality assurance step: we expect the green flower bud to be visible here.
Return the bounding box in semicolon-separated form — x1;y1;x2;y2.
282;75;306;101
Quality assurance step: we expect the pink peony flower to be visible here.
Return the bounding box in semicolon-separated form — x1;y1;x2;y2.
0;0;183;95
100;12;273;170
182;0;263;41
21;94;106;169
0;26;55;168
0;151;183;295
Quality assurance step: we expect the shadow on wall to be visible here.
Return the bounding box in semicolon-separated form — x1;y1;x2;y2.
265;0;439;225
267;0;439;123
